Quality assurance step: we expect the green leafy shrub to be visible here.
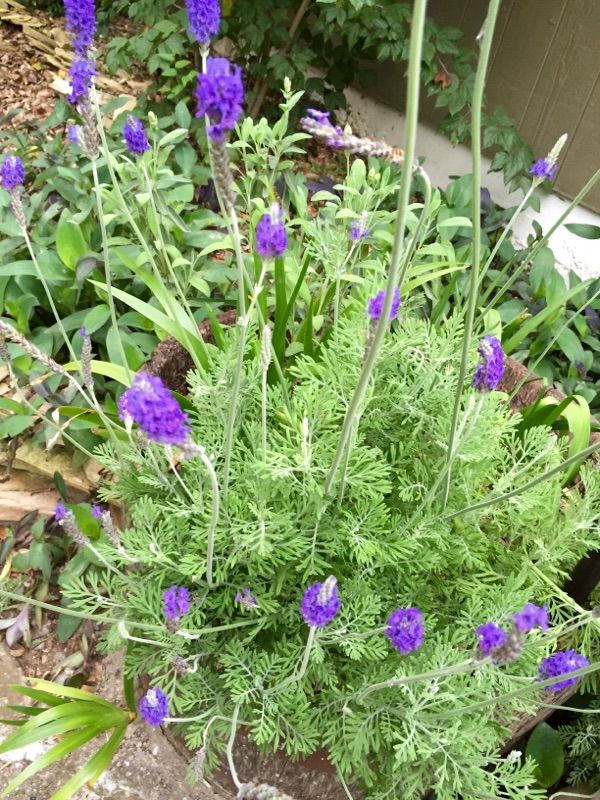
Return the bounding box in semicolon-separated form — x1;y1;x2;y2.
1;2;599;799
101;0;534;191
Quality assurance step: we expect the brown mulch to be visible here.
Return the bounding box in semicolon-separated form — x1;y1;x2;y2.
0;21;57;128
0;0;148;133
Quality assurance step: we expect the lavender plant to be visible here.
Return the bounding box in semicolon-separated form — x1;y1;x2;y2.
1;1;599;800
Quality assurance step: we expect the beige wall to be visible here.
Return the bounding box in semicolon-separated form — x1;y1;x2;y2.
368;0;600;212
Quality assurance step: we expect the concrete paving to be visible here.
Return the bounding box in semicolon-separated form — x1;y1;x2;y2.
343;86;600;282
0;645;217;800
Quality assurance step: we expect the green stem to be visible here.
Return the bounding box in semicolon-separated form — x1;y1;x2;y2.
482;165;600;311
265;626;317;695
21;227;77;364
441;0;500;508
323;0;427;497
226;701;242;789
141;162;211;370
90;160;131;382
428;662;600;720
477;184;535;293
90;87;206;374
261;363;268;460
443;440;600;521
352;659;478;705
1;360;96;460
197;444;220;587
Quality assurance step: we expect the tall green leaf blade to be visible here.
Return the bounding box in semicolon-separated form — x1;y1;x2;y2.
1;724;107;797
503;282;592;353
51;723;129;800
26;679;118;707
561;395;591;485
0;706;114;755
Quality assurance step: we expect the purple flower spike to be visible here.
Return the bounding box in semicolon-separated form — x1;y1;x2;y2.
67;125;81;145
162;585;191;620
350;212;369;241
63;0;96;56
306;108;331;125
1;156;25;191
300;576;340;627
368;287;401;323
235;587;257;610
255;204;288;259
54;502;67;521
123;116;150;156
185;0;220;44
139;687;169;726
68;56;95;105
476;622;508;656
386;607;424;654
530;158;557;182
91;504;102;519
195;57;244;142
472;334;504;392
513;602;549;633
118;372;190;446
538;649;589;692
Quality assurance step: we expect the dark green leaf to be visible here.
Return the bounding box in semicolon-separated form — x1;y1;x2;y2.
525;722;564;788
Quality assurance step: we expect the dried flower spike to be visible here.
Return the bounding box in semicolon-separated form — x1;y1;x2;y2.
123;115;150;156
472;335;504;392
118;372;190;446
256;204;288;259
196;57;244;142
538;649;589;692
300;109;405;166
300;576;340;627
186;0;220;45
138;687;169;726
386;607;424;654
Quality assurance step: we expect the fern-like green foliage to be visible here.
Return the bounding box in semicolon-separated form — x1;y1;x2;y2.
66;308;599;800
559;694;600;790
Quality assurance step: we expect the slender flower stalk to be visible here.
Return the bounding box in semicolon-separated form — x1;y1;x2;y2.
482;164;600;312
1;157;80;364
260;325;272;460
352;659;479;705
323;0;427;496
444;440;600;521
0;319;119;448
441;0;501;508
90;158;131;380
0;341;96;459
181;442;221;586
88;86;208;375
140;161;210;369
195;53;251;495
